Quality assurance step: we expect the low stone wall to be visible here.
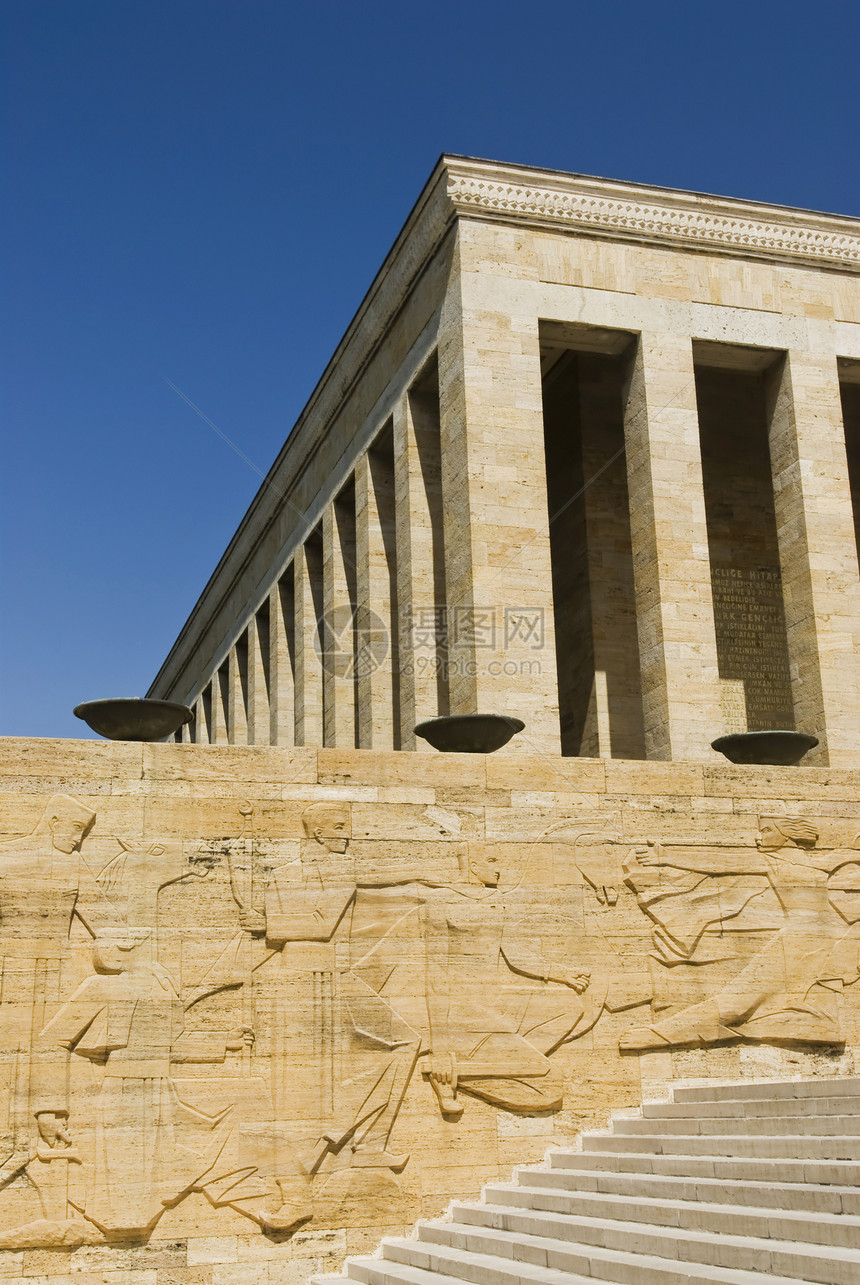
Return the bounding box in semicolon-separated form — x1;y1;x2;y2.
0;738;859;1282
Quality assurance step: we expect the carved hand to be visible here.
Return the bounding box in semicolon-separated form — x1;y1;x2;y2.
239;908;267;934
35;1112;72;1149
226;1025;256;1050
428;1051;458;1091
623;841;663;888
553;968;591;992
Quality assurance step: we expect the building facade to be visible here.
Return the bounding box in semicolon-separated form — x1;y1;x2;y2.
149;156;860;766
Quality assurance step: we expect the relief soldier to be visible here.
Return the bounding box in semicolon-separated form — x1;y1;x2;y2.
242;803;424;1184
0;796;120;1198
420;847;591;1118
621;815;860;1050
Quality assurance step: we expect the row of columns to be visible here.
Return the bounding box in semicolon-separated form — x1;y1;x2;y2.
185;383;448;752
182;300;860;765
625;336;860;765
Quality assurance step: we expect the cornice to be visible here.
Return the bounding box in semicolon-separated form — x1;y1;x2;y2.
445;159;860;272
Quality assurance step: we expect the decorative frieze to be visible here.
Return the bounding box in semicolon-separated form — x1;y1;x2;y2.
447;164;860;270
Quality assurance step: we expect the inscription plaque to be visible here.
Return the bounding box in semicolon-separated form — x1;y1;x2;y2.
711;566;794;730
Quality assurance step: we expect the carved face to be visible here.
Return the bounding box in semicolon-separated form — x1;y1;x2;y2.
49;815;88;854
469;853;500;887
755;821;787;851
92;939;129;975
313;814;350;854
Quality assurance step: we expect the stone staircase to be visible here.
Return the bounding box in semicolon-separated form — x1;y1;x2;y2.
316;1077;860;1285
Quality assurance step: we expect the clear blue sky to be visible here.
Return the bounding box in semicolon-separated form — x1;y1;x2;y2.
3;0;858;738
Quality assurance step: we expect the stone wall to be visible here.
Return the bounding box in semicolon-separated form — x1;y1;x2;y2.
1;738;860;1281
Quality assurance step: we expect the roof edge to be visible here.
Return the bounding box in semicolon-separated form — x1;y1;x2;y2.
148;156;455;698
443;156;860;270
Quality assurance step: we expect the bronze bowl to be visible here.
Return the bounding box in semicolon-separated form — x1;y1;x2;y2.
414;713;525;754
74;698;194;742
711;730;819;766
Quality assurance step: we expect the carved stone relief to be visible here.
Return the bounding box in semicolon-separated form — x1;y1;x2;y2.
620;816;860;1050
1;788;859;1253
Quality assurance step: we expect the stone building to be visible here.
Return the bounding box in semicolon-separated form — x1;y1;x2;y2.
149;155;860;766
3;159;860;1283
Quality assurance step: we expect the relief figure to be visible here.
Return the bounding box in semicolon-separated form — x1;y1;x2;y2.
421;848;591;1118
38;929;289;1237
0;796;121;1203
621;816;860;1050
245;804;423;1186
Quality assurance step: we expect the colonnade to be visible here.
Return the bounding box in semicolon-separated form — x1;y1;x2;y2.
180;311;860;766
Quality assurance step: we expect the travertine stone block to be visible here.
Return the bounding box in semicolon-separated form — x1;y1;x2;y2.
354;453;395;751
141;743;318;785
604;760;705;798
0;739;145;781
294;544;324;748
269;579;296;748
322;502;357;749
198;689;213;748
392;392;442;749
193;695;207;744
437;232;560;754
317;748;486;790
210;669;229;746
484;754;605;795
577;353;644;760
246;614;270;747
768;350;860;766
227;645;248;747
623;332;724;760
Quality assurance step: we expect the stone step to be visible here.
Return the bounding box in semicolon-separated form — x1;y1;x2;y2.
520;1162;860;1214
642;1096;860;1120
408;1221;831;1285
584;1131;860;1159
672;1078;860;1103
614;1113;860;1137
485;1180;860;1249
315;1077;860;1285
550;1147;860;1185
346;1250;594;1285
441;1200;860;1284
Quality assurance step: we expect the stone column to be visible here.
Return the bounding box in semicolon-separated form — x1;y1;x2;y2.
227;643;248;746
246;612;270;745
768;350;860;766
192;693;207;744
294;542;324;747
269;578;295;746
437;232;561;753
394;391;444;749
211;666;229;745
322;501;357;748
355;450;396;749
578;353;646;760
623;332;724;760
